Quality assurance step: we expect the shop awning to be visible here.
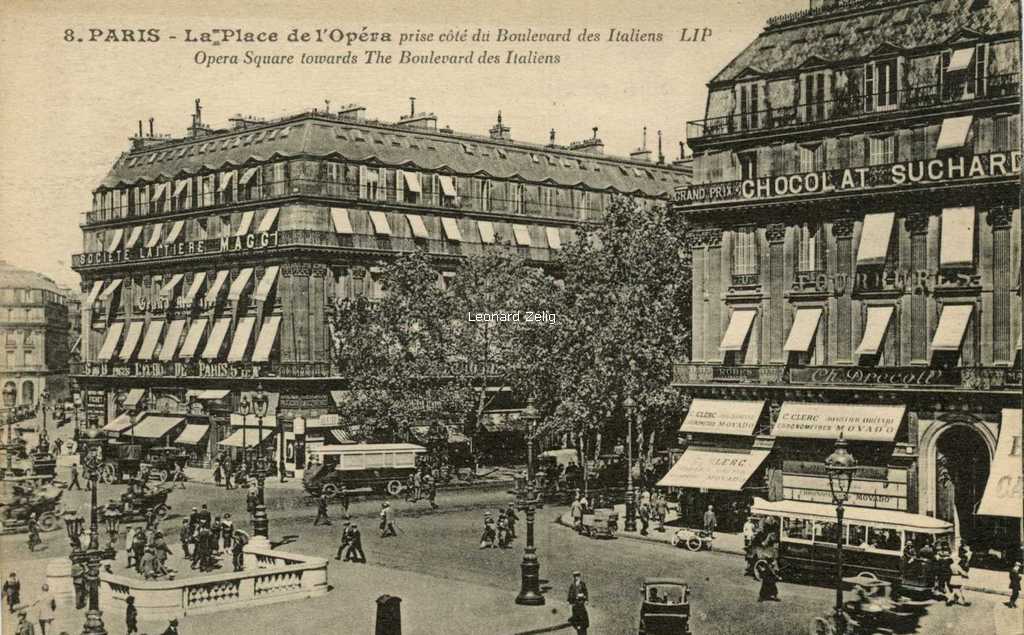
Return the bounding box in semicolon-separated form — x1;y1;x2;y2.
546;227;563;250
122;388;146;408
227;317;255;362
160;273;185;297
227;268;254;302
931;303;973;351
236;210;255;236
173;179;191;197
179;318;208;359
131;415;184;439
183;273;205;304
118;321;145;360
175;424;210;446
97;321;125;361
102;413;134;433
230;414;279;428
165;220;184;244
105;228;124;253
679;399;766;436
977;409;1022;518
720;309;757;351
773;402;906;442
124;226;143;250
205;270;230;304
438;175;457;197
406;214;430;239
239;167;259;185
252;266;279;302
159;319;186;362
201;318;231;360
186;389;231;401
256;208;279;233
478;221;496;244
329;429;356;444
946;47;975;73
402;171;422;193
329;390;349;406
936;116;973;151
783;308;822;352
219;428;275;447
218;171;235;192
657;447;770;491
146;223;163;248
252;315;281;363
855;212;895;266
369;211;392;235
137;322;164;361
441;217;462;242
855;306;894;356
939;207;975;267
152;182;169;202
331;207;353;234
512;224;532;246
84;280;104;310
98;278;122;300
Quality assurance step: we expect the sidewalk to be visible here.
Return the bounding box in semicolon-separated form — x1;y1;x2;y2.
558;505;1013;599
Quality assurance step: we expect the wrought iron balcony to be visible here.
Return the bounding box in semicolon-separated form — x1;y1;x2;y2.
686;73;1020;142
672;363;1021;390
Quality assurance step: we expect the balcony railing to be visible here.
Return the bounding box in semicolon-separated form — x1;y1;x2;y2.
672;363;1021;390
687;73;1020;141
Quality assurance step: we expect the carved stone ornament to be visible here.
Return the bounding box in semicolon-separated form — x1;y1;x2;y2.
987;206;1012;228
687;229;722;248
310;264;329;278
766;223;786;243
904;212;930;234
832;218;855;238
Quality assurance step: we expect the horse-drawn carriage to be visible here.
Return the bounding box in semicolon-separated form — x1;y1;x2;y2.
0;477;63;534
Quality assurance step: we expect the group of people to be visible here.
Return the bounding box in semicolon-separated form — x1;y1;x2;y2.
404;468;439;509
635;490;673;536
478;504;518;549
904;539;974;606
211;452;241;490
179;505;247;573
3;575;56;635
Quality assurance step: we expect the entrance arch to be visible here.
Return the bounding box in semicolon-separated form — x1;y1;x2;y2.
934;424;993;550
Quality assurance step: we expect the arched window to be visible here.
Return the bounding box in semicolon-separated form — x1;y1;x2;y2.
21;381;34;406
2;382;16;408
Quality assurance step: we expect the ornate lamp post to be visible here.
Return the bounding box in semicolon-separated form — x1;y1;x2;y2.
3;383;16;475
250;385;270;546
37;389;51;442
238;395;252;472
522;398;539;483
514;472;545;606
825;434;858;634
623;396;637;533
69;427;112;635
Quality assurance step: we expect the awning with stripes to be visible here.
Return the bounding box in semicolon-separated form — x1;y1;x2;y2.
159;319;186;362
252;316;281;363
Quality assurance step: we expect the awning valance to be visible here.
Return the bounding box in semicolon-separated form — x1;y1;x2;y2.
855;306;894;356
160;273;185;297
438;175;457;197
105;228;124;253
165;220;184;244
227;317;255;362
227;268;254;302
205;270;230;304
179;318;208;359
977;409;1022;518
236;210;255;236
159;319;186;362
97;322;125;361
946;47;975;73
856;212;895;266
256;208;279;233
124;226;143;250
175;424;210;446
406;214;430;239
331;208;353;234
146;223;163;249
201;318;231;360
186;389;231;401
369;211;392;235
679;399;765;436
98;278;122;300
118;321;145;360
720;309;756;352
218;171;235;192
84;280;104;310
939;207;975;268
239;167;259;185
783;308;822;353
252;267;279;302
402;171;422;193
657;447;770;491
936;116;973;151
512;224;532;246
546;227;562;250
252;316;281;363
329;390;348;406
441;217;462;242
122;388;146;408
102;413;134;433
183;273;205;304
219;428;275;447
131;415;184;439
931;303;972;351
773;402;906;442
173;179;191;197
329;429;356;444
478;221;496;244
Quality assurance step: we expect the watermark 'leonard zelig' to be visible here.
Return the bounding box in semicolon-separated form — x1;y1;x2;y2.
467;311;556;325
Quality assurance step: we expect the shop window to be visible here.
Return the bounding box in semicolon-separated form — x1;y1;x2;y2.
797;223;821;273
798;144;826;173
732;226;759;276
867;135;895;166
865;58;899;111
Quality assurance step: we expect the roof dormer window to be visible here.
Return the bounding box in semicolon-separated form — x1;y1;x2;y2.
865;58;900;112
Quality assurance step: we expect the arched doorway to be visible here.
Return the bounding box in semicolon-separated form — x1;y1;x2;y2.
935;425;992;550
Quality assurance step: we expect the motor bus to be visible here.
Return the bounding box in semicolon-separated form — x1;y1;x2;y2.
303;443;427;497
750;497;954;598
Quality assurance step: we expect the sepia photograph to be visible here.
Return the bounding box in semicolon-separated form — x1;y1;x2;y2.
0;0;1021;633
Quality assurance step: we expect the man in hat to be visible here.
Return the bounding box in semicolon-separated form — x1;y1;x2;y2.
344;523;366;563
505;503;518;540
379;502;396;537
188;507;200;535
231;531;247;572
67;463;82;490
314;490;331;526
1007;560;1021;609
334;522;351;560
26;514;41;552
179;519;192;559
152;531;172;576
15;608;34;635
71;561;85;609
161;617;179;635
3;572;21;612
480;512;497;549
125;595;138;635
338;484;351;519
424;473;438;511
221;514;234;551
197;504;212;528
33;584;55;635
567;571;590;635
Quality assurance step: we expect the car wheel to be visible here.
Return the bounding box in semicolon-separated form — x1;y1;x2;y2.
686;536;702;551
153;469;169;483
857;571;878;580
810;616;835;635
38;512;58;532
101;464;118;484
321;483;340;498
386;480;403;496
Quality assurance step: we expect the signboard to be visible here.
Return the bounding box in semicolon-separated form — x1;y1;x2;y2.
80;360;262;379
84;389;107;426
783;477;908;511
679;398;765;436
673;151;1021;206
773;403;906;442
977;409;1023;518
788;367;954;387
657;448;770;491
73;231;279;268
792;269;981;295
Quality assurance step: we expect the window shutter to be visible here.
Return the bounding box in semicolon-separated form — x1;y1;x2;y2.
358;166;368;199
378;168;388;202
396;169;405;202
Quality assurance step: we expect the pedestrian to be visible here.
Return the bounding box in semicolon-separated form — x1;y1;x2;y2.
171;463;186;489
344;523;367;563
140;548;158;580
15;608;34;635
655;493;668;532
958;543;973;573
211;517;222;552
497;511;511;548
179;519;191;559
197;527;214;571
480;512;497;549
125;595;138;635
424;475;438;511
334;522;351;560
221;514;234;551
570;495;584;534
132;531;146;573
188;507;200;534
339;484;351;519
3;573;20;612
1007;561;1021;609
161;617;180;635
703;505;717;538
70;561;85;609
125;526;138;568
197;504;212;528
231;532;246;572
223;459;234;490
213;461;222;487
67;464;82;490
742;516;757;575
506;503;518;540
639;501;650;536
412;469;422;502
314;491;332;526
152;532;172;576
566;571;589;635
947;560;970;606
53;438;62;456
758;560;781;602
27;514;41;552
379;502;396;537
33;584;55;635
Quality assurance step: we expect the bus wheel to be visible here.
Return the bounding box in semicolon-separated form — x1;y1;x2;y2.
810;617;836;635
386;480;403;496
753;559;770;581
100;464;118;484
321;483;339;498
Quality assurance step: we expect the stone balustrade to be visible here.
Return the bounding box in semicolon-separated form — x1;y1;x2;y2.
97;545;328;620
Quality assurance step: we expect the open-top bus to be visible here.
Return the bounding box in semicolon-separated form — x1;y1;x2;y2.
304;443;427;497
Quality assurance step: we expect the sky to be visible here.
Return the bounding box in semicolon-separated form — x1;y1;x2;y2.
0;0;803;290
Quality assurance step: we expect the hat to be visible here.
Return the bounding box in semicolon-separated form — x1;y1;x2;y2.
170;618;179;625
382;502;390;507
572;571;581;576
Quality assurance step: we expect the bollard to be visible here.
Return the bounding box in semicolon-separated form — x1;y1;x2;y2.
375;594;402;635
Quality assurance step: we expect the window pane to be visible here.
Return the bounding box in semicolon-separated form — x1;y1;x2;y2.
847;524;867;547
867;526;901;552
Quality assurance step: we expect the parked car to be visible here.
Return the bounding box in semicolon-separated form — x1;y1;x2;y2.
638;578;691;635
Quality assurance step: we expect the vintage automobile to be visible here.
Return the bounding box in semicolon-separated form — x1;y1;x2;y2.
670;527;714;552
304;443;427;497
104;479;174;523
750;497;955;599
579;509;619;539
141;446;189;483
0;477;64;534
810;575;926;635
638;578;692;635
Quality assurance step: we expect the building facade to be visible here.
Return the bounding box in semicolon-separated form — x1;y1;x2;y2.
71;103;690;472
667;0;1021;565
0;260;73;418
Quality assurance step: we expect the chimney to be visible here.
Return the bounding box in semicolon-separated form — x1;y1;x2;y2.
148;118;154;137
489;111;511;141
547;128;558;148
138;121;144;137
409;97;416;117
396;111;438;131
657;130;664;165
630;126;652;162
568;126;604;155
337;104;367;121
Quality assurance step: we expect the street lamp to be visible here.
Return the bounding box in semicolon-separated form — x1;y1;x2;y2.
37;389;51;442
824;434;858;633
514;473;545;606
70;426;111;635
251;385;270;544
623;395;637;533
238;396;251;472
521;398;539;483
